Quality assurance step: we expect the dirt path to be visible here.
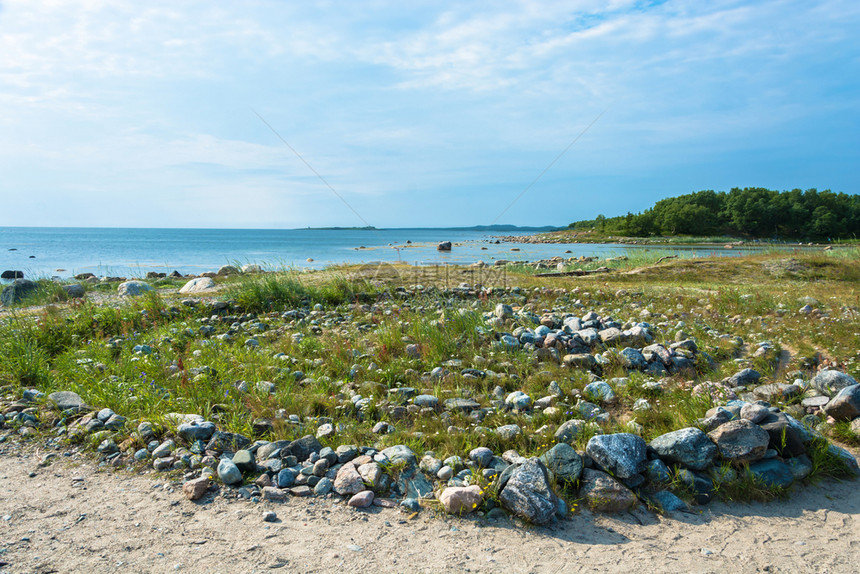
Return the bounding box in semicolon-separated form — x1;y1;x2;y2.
1;436;858;574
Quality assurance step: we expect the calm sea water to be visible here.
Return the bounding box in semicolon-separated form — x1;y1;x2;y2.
0;227;748;280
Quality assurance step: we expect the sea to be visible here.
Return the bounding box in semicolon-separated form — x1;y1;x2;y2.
0;227;755;280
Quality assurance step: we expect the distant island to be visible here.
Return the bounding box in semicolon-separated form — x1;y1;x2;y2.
303;225;562;232
566;187;860;241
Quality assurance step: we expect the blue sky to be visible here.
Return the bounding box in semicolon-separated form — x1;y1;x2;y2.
1;0;858;228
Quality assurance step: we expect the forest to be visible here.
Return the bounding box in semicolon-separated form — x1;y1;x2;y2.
568;187;860;240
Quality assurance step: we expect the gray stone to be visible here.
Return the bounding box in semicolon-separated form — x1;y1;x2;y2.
217;458;243;485
397;467;434;499
647;490;688;512
727;368;761;387
47;391;87;411
747;459;794;488
499;458;559;525
618;348;648;370
505;391;532;410
739;403;770;423
822;385;860;421
177;420;216;442
583;381;615;403
586;433;647;479
644;459;673;483
62;284;85;299
282;435;322;462
314;477;333;495
707;419;770;463
336;445;359;463
539;443;583;483
754;383;802;401
1;279;38;306
179;277;216;294
827;444;860;476
381;445;417;467
469;447;494;468
117;280;152;297
758;412;807;457
444;398;481;412
232;449;256;473
811;370;858;397
786;454;813;481
579;469;636;512
496;424;522;440
256;440;290;461
276;468;297;488
554;419;585;444
151;440;174;459
217;265;239;276
205;431;251;453
414;395;439;408
649;427;718;471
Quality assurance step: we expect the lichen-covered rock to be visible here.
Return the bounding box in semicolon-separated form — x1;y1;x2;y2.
579;469;636;512
539;443;583;483
499;458;559;525
585;433;647;479
811;370;858;397
649;427;718;470
707;419;770;463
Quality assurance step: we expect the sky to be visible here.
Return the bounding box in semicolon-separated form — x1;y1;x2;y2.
1;0;858;229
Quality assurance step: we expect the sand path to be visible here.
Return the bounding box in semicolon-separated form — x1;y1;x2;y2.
1;438;858;573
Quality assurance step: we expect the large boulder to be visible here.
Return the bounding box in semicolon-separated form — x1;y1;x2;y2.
811;370;858;397
747;459;794;489
381;444;418;467
649;428;718;471
586;433;647;479
282;435;322;462
117;280;153;297
1;279;38;306
707;419;770;463
179;277;216;293
333;462;365;495
62;284;85;299
217;265;240;276
579;469;637;512
498;458;559;525
822;385;860;421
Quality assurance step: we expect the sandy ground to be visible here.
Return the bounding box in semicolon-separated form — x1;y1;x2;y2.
1;437;858;574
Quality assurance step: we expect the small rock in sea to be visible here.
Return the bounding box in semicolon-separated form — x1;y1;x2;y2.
437;241;452;251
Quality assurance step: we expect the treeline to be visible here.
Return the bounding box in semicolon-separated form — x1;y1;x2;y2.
568;188;860;239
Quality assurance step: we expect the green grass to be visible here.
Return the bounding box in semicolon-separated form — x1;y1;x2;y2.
2;250;858;503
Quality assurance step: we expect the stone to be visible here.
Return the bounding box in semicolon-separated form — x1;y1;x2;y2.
316;423;335;439
786;454;813;481
217;265;239;276
47;391;87;411
256;440;290;461
336;445;359;463
437;241;452;251
0;270;23;279
437;466;454;481
282;435;322;462
758;412;807;457
583;381;615;403
232;449;256;473
262;487;286;502
707;419;770;463
618;348;648;370
358;462;383;487
469;447;494;468
822;385;860;421
314;477;334;495
206;431;252;454
579;469;637;512
554;419;585;444
414;394;438;408
179;277;216;293
63;284;85;298
334;463;365;495
217;458;243;485
811;370;858;397
444;398;481;412
439;485;483;514
586;433;647;479
644;459;673;483
739;403;770;423
539;443;583;483
276;468;297;488
747;459;794;488
381;444;418;467
649;427;718;471
754;383;802;401
117;280;152;297
499;458;559;525
262;511;277;523
727;368;761;387
827;444;860;476
494;303;513;319
177;420;216;442
1;279;38;306
496;424;522;440
505;391;532;410
647;490;687;512
347;491;375;508
182;477;210;500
